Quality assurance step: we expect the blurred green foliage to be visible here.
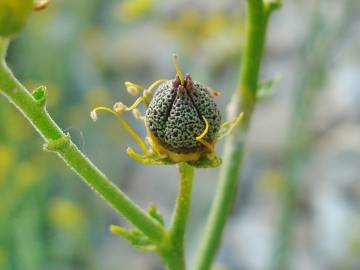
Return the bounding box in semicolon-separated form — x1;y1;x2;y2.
1;0;359;269
0;0;33;37
0;0;244;269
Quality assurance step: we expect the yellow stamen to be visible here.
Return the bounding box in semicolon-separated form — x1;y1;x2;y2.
172;54;184;86
91;106;148;154
196;117;209;140
124;81;145;91
198;139;214;154
124;79;167;107
143;79;166;105
126;86;139;96
113;102;128;113
126;147;164;165
142;91;152;107
126;97;144;111
196;117;214;153
132;108;143;120
147;79;167;93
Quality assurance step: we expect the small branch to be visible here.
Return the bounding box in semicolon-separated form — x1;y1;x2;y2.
192;1;280;269
0;38;165;244
161;163;194;270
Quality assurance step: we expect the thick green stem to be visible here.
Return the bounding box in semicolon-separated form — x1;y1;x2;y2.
192;1;278;269
0;38;165;244
162;163;194;270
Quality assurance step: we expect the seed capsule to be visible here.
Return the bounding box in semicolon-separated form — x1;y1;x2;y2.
145;74;221;162
91;54;234;166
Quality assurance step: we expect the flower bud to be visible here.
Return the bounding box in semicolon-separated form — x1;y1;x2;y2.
145;74;221;162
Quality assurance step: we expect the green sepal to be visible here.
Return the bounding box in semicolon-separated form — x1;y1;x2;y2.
127;147;174;165
127;147;221;168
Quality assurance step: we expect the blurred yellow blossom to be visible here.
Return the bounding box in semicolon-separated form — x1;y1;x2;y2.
164;10;242;51
205;14;228;36
14;162;43;190
85;87;111;109
211;264;229;270
260;169;285;193
65;106;87;130
2;113;32;142
0;144;15;185
0;246;6;269
48;198;86;233
115;0;154;22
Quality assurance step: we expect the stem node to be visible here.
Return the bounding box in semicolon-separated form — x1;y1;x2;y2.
32;85;47;107
44;134;71;152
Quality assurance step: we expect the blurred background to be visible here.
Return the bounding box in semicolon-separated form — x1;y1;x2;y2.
0;0;360;269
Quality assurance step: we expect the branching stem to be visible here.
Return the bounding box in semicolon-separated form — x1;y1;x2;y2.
192;1;280;269
0;37;165;244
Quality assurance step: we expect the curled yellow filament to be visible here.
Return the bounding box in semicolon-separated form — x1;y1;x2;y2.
196;117;214;153
147;79;167;93
91;106;148;154
196;117;209;141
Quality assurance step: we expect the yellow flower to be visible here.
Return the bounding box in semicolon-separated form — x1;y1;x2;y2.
115;0;154;22
0;144;15;185
48;198;85;233
14;162;42;190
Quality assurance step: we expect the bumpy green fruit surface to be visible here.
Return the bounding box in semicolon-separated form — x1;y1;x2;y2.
146;75;221;153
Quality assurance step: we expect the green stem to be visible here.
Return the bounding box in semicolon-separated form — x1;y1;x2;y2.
162;163;194;270
0;38;165;244
192;1;279;269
